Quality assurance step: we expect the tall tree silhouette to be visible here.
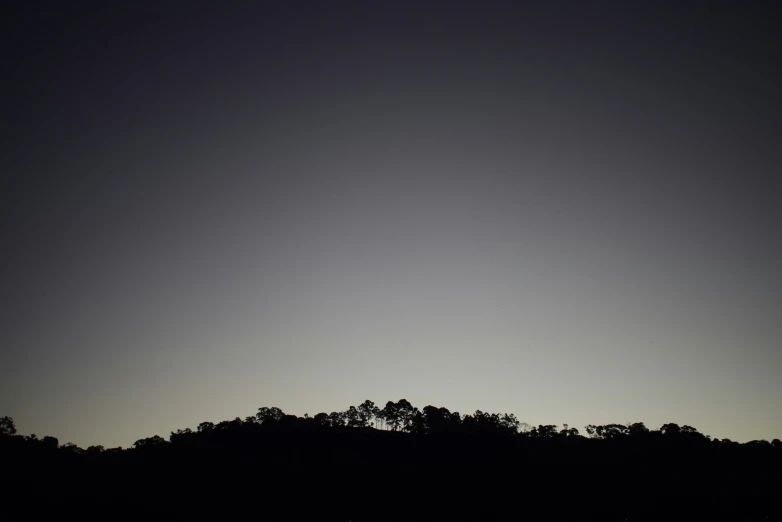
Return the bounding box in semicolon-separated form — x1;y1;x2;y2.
358;400;378;428
345;406;361;427
0;416;16;436
380;401;400;431
395;399;419;433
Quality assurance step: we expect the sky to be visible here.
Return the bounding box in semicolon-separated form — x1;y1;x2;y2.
2;1;781;449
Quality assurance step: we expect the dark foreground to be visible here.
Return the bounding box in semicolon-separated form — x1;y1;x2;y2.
3;422;780;521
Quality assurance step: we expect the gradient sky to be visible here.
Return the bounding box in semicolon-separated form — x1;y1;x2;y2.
2;1;781;449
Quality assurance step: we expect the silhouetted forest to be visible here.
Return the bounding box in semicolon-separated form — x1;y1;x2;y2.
2;401;780;521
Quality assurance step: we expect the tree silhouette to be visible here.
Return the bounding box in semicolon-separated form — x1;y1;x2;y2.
627;422;649;436
530;424;558;438
421;405;448;434
661;423;681;436
328;411;346;427
357;400;378;428
0;416;16;436
500;413;520;433
395;399;418;433
42;435;58;450
197;421;215;433
586;424;628;439
256;407;284;425
345;406;361;427
380;401;400;431
133;435;168;449
60;442;83;455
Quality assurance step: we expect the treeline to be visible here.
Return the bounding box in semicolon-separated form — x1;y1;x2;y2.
1;402;780;521
4;399;780;453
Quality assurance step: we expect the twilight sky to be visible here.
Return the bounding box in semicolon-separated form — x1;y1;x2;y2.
2;1;781;448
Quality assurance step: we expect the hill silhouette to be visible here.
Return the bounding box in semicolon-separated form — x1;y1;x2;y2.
2;401;780;521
